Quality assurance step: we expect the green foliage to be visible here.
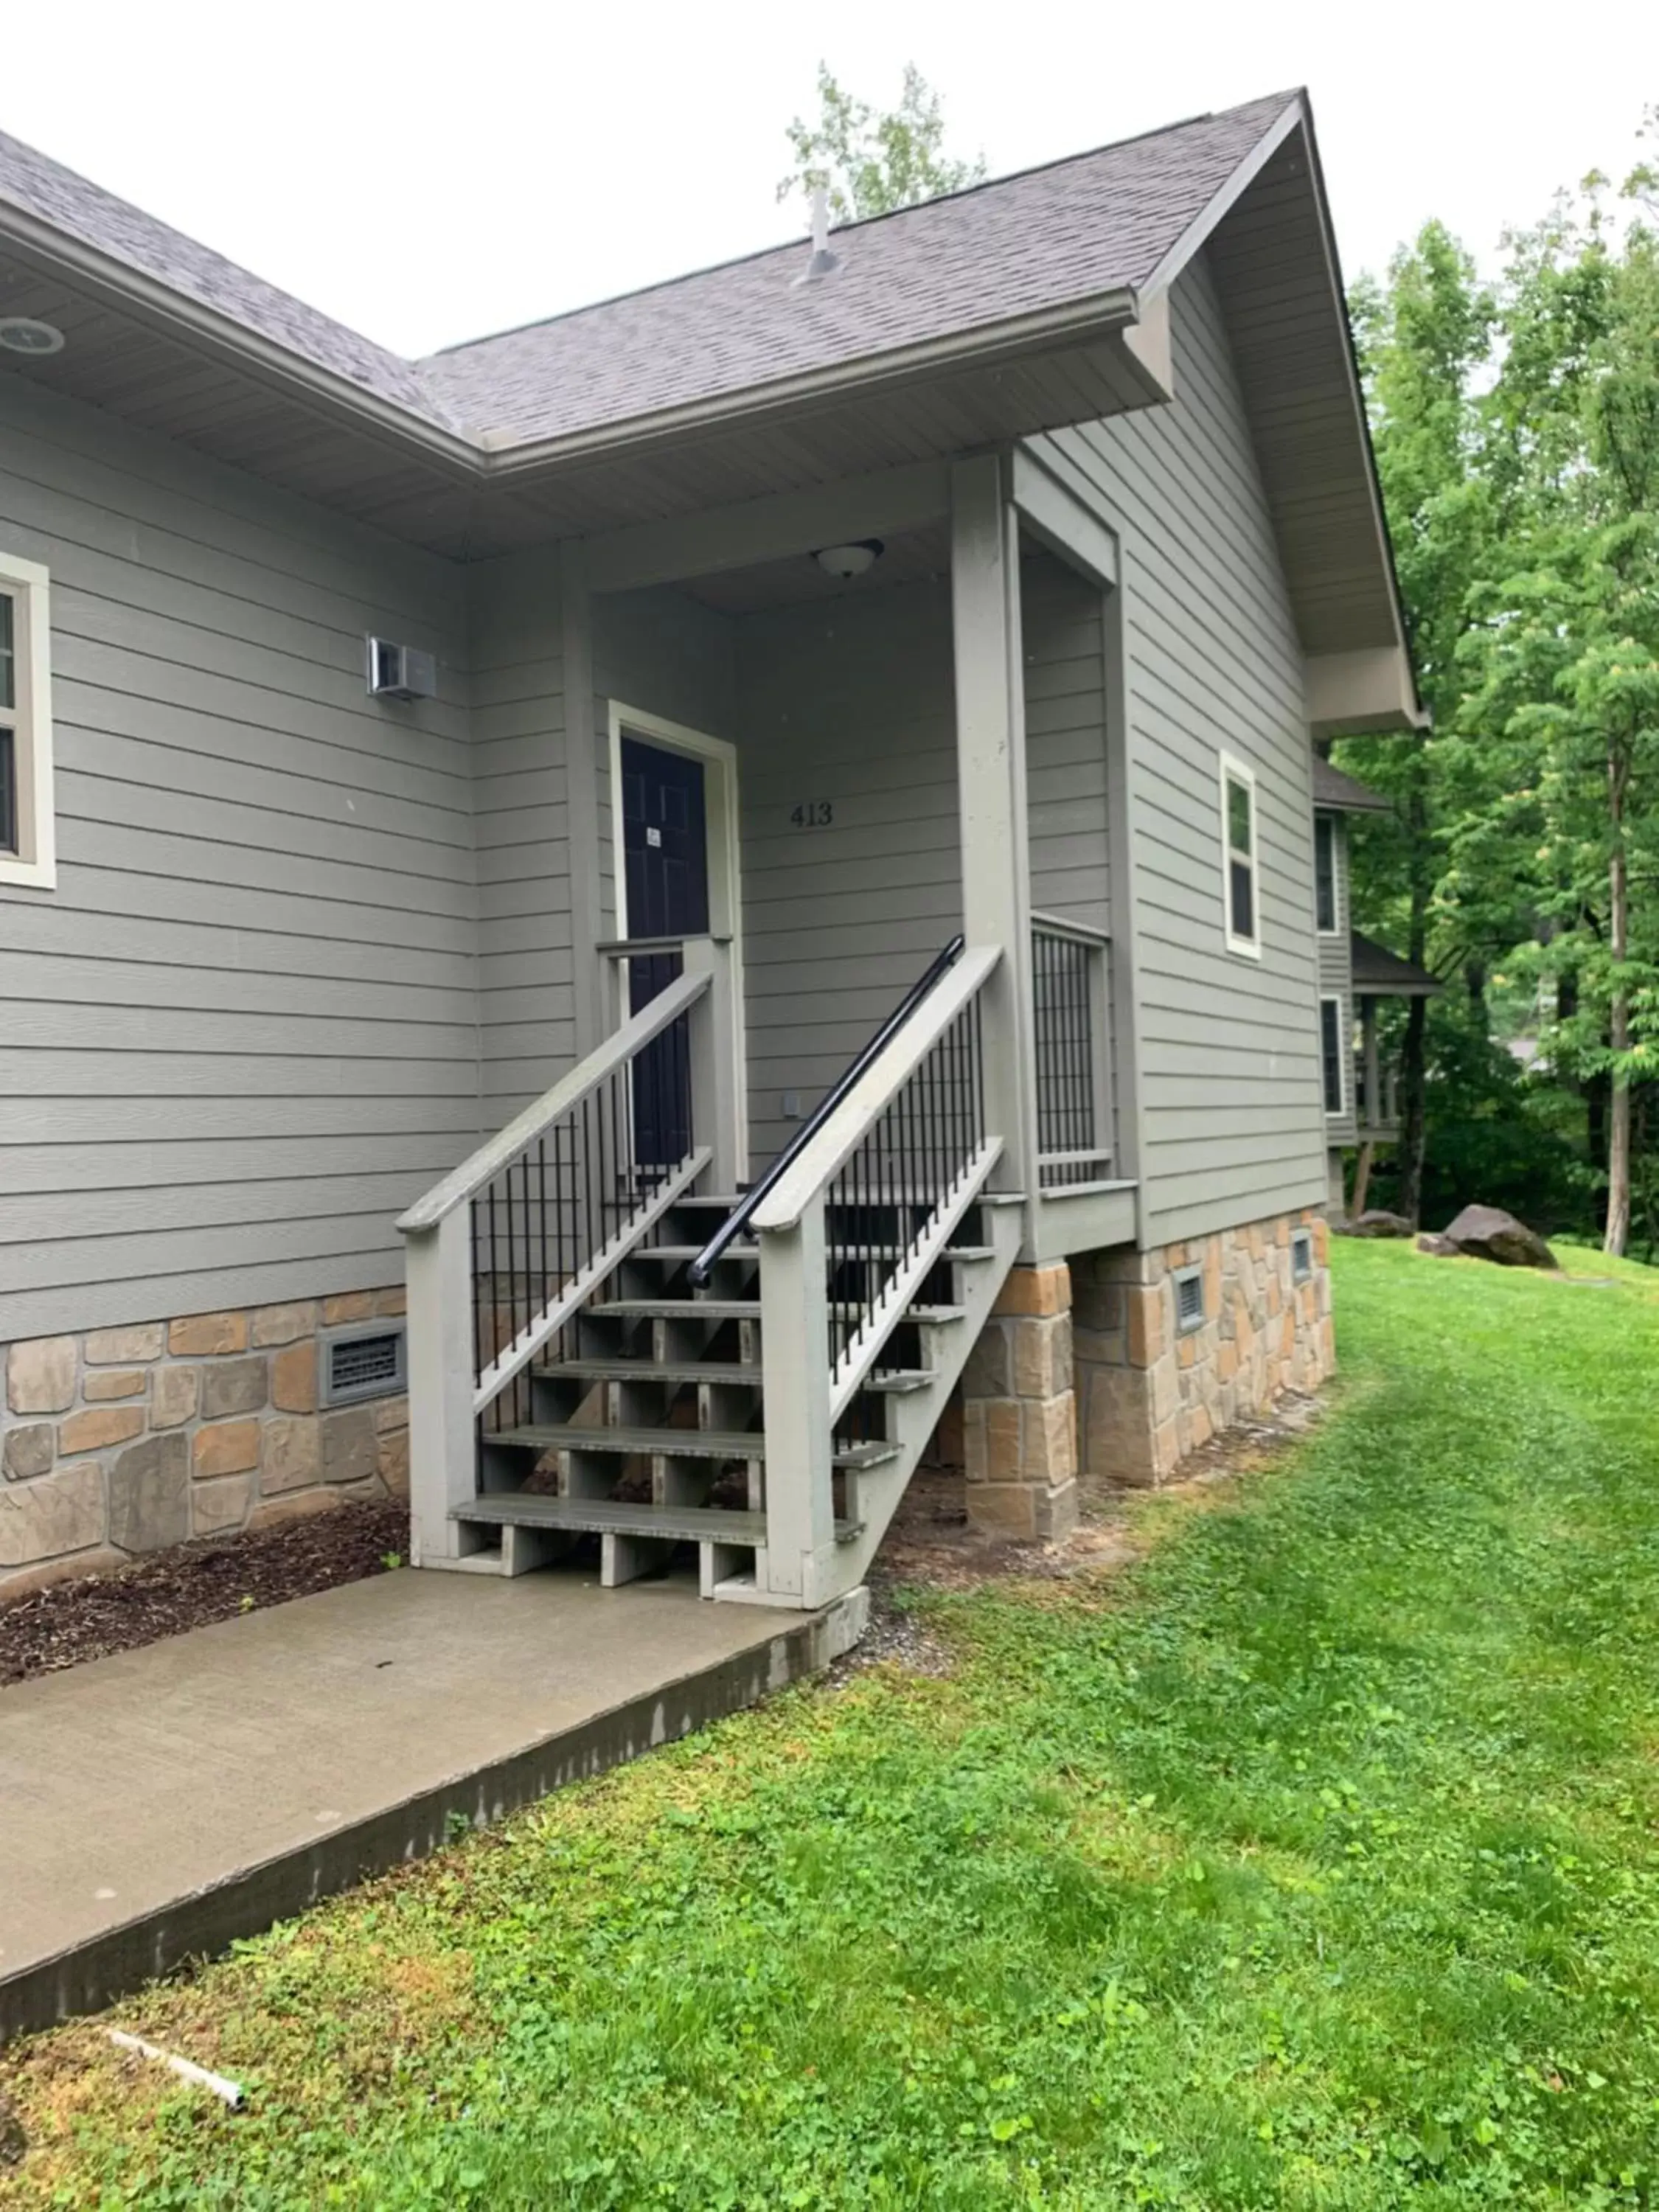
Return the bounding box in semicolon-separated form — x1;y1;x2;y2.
1343;108;1659;1248
12;1246;1659;2206
777;63;985;226
1363;996;1585;1231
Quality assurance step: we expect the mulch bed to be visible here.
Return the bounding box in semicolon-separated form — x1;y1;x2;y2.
0;1500;410;1688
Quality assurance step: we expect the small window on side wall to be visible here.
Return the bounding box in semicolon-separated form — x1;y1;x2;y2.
1220;753;1259;957
1320;996;1346;1116
1314;813;1338;933
0;551;55;891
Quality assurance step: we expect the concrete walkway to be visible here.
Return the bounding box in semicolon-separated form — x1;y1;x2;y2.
0;1565;864;2039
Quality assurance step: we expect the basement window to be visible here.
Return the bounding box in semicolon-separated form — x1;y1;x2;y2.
0;549;55;890
320;1322;407;1407
1219;753;1259;957
1173;1265;1205;1335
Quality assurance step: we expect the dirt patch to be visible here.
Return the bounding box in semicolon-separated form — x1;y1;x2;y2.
0;1500;409;1688
839;1392;1332;1674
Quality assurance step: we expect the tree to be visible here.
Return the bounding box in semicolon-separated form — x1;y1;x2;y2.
778;63;985;225
1463;159;1659;1253
1338;225;1497;1224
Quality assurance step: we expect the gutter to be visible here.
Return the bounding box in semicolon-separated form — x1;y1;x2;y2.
0;195;1145;493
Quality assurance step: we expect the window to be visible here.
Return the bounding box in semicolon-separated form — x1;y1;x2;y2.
1320;996;1346;1116
1292;1229;1314;1282
1314;813;1338;933
1173;1265;1205;1334
0;550;55;889
1219;753;1259;956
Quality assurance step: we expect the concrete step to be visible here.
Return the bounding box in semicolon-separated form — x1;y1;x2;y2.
492;1424;900;1471
454;1493;864;1545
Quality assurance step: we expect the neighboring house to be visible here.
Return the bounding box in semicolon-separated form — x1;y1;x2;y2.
1310;757;1439;1215
0;90;1425;1613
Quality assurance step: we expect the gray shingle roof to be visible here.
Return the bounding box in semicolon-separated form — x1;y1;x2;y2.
1313;756;1392;813
0;128;453;425
0;92;1297;455
417;94;1295;445
1350;931;1439;995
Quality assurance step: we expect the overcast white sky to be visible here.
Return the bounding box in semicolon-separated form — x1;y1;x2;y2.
2;0;1648;358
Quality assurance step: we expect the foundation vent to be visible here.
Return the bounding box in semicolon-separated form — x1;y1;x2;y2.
321;1323;407;1406
1292;1229;1314;1282
1174;1266;1205;1334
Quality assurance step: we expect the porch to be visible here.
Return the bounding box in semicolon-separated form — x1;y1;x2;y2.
401;454;1141;1613
1351;932;1441;1146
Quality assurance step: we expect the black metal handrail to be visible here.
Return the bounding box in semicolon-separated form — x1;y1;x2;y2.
686;933;966;1287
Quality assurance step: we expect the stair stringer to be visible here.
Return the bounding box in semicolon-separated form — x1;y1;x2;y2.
810;1198;1025;1604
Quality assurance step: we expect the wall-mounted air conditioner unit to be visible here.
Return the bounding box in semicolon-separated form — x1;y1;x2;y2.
366;637;438;700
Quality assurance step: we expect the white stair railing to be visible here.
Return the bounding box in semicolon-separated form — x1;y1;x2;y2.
748;945;1004;1606
399;937;733;1567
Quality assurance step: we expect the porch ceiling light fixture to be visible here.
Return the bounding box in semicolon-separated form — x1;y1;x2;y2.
813;538;883;582
0;316;66;356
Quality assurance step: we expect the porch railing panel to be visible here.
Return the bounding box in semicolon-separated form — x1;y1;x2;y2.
1031;913;1113;1191
399;960;717;1558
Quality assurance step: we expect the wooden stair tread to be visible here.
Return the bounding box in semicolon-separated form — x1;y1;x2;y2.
492;1425;900;1470
625;1242;991;1265
455;1494;863;1545
596;1298;967;1323
536;1357;935;1393
536;1357;763;1385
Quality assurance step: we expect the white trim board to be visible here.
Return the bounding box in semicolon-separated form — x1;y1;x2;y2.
606;700;748;1177
1217;749;1262;961
0;546;56;891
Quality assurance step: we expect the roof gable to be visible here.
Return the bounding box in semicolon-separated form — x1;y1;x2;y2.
417;95;1293;448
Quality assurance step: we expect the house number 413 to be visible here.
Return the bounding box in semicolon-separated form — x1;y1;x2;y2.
790;800;833;828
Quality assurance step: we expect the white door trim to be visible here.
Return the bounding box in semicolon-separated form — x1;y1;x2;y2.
606;700;748;1180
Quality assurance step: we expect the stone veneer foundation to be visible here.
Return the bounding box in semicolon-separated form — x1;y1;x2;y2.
960;1261;1080;1542
957;1208;1332;1530
0;1289;409;1601
1072;1208;1333;1485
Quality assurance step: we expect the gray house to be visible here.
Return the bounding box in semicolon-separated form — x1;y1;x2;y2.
1311;757;1439;1214
0;90;1423;1613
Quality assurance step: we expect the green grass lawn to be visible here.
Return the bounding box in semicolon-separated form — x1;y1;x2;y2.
8;1240;1659;2209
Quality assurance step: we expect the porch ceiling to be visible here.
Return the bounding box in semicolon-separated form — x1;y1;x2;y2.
678;523;951;615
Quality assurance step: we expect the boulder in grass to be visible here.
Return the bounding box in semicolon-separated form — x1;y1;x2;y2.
1342;1209;1415;1239
1416;1232;1461;1258
1440;1204;1558;1270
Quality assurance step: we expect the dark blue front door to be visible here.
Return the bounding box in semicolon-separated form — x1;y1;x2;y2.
622;736;708;1165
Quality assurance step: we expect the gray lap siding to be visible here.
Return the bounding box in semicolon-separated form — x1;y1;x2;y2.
1031;249;1326;1246
0;375;478;1343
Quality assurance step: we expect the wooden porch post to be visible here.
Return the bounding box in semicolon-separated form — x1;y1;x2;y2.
560;541;606;1057
404;1208;481;1567
1360;995;1381;1130
684;935;740;1193
757;1197;836;1606
951;454;1039;1200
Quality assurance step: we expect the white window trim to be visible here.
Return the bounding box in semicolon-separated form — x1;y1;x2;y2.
0;549;55;891
1320;994;1346;1117
1313;811;1341;937
1218;750;1260;959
